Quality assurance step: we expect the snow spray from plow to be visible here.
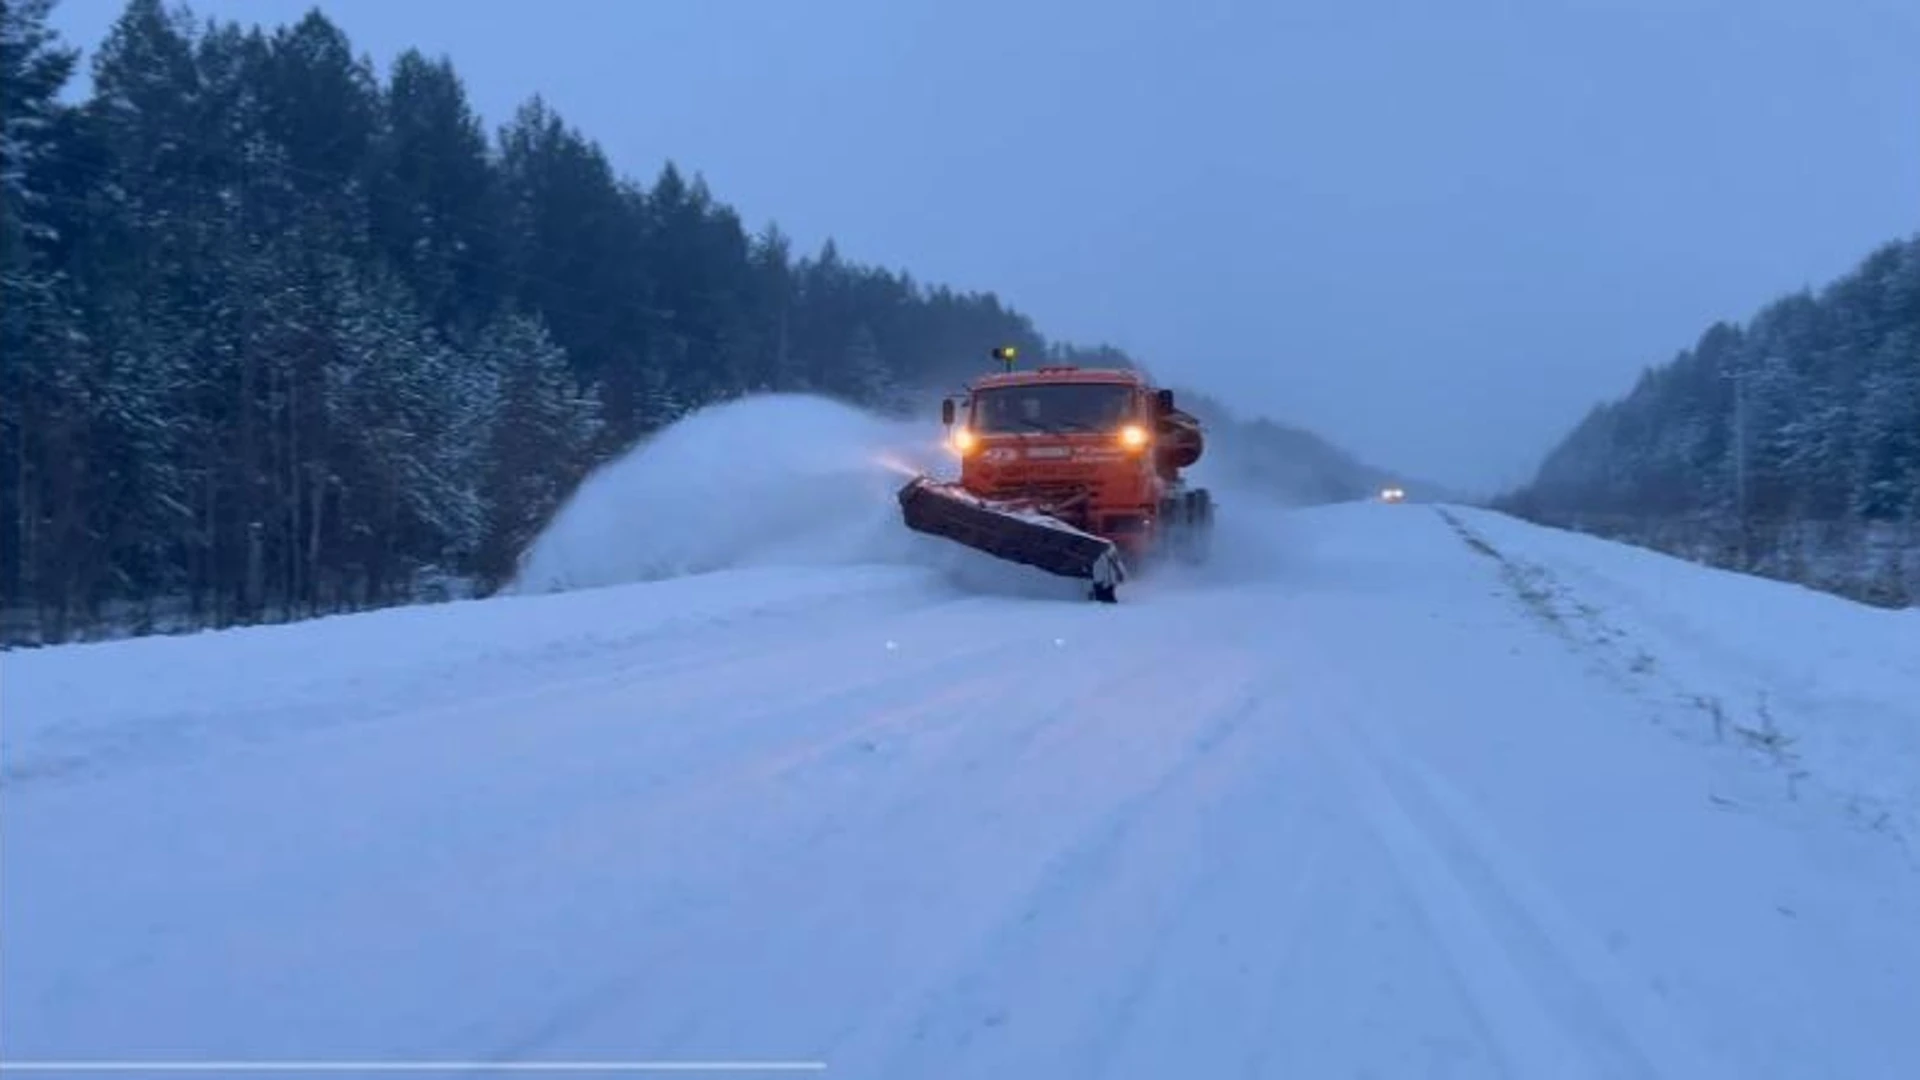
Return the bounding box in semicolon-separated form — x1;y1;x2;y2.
506;386;1281;603
511;394;950;594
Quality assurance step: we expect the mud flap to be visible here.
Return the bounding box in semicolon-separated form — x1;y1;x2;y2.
1171;487;1214;564
898;476;1125;585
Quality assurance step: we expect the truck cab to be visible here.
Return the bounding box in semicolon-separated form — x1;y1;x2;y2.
939;367;1200;552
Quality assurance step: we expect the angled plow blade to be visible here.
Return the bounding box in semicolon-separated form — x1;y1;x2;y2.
897;476;1123;586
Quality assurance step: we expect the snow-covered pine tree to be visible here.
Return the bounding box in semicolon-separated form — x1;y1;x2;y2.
474;311;602;588
842;322;905;415
0;0;82;633
371;48;499;338
320;261;495;605
1854;325;1920;523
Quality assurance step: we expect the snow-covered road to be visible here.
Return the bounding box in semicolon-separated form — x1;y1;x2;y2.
6;499;1919;1078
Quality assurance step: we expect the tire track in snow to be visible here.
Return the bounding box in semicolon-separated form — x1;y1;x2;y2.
483;626;1276;1069
515;625;1124;853
1318;711;1734;1080
4;610;1058;1063
430;617;1050;819
1;575;957;791
474;621;1259;1064
641;602;1280;870
455;659;1055;1067
1063;718;1340;1080
841;662;1279;1077
1317;717;1599;1079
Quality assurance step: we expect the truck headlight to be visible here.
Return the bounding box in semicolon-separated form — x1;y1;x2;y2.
1118;424;1150;451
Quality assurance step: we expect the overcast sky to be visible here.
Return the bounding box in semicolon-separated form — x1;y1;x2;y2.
49;0;1920;493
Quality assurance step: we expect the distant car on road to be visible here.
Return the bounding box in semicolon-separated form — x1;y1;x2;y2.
1379;486;1407;503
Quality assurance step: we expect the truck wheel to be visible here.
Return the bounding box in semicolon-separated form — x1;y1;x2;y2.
1091;582;1118;603
1184;490;1213;564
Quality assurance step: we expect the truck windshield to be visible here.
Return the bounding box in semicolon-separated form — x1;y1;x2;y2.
970;383;1135;434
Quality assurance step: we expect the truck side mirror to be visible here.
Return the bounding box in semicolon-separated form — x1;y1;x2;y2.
1154;389;1174;416
941;398;955;426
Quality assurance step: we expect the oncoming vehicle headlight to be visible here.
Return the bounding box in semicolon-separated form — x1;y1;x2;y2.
951;427;978;454
1118;423;1150;451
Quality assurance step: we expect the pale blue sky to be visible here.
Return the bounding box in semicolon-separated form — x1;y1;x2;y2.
49;0;1920;493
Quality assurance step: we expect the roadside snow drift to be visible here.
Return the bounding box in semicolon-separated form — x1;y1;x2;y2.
1442;505;1920;848
6;500;1920;1076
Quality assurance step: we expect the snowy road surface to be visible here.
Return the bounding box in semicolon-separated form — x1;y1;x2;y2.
6;502;1920;1078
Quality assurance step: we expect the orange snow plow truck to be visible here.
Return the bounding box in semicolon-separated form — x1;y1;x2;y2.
897;347;1213;602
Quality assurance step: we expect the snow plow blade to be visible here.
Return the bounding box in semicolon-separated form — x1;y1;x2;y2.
897;476;1123;588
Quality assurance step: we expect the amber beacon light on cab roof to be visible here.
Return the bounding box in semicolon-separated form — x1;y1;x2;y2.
896;346;1215;602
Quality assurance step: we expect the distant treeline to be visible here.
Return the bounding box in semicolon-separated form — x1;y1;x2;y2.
1498;235;1920;606
1174;390;1420;506
0;0;1142;644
